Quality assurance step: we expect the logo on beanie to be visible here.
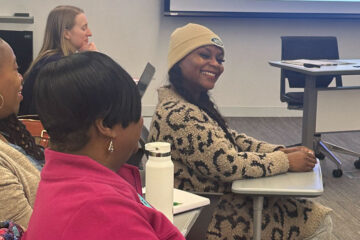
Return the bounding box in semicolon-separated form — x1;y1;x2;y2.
211;38;223;47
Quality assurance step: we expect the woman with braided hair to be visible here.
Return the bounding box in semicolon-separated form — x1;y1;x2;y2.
148;23;332;239
0;38;43;229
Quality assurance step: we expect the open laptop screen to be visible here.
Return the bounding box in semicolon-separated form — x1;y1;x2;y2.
137;62;155;98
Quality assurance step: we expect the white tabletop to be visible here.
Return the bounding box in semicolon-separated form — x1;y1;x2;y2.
142;187;208;237
232;160;323;197
173;208;202;236
269;59;360;76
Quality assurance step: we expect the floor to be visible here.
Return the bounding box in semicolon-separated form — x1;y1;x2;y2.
226;117;360;240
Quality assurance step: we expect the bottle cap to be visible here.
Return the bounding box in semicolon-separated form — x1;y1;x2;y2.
145;142;171;157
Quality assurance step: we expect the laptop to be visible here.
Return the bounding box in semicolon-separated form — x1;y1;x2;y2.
137;62;155;98
127;62;155;168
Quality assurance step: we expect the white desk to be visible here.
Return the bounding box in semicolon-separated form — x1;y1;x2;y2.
232;160;323;240
269;59;360;149
172;188;210;236
142;186;209;237
174;209;202;236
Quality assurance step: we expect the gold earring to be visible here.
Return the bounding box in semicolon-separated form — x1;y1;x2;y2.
108;139;114;152
0;94;4;109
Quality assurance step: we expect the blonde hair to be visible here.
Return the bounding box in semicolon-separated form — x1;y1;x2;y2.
24;5;84;78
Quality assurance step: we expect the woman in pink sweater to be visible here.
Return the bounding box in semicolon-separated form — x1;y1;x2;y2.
23;51;184;240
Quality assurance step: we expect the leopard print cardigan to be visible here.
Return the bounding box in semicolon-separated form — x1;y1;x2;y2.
148;87;331;240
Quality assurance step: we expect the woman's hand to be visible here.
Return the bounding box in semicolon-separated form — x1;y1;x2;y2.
287;150;317;172
79;42;97;52
278;146;316;172
279;146;314;155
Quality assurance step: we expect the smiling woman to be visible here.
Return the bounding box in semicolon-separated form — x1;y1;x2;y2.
0;38;43;229
0;40;23;118
148;23;332;240
178;45;224;99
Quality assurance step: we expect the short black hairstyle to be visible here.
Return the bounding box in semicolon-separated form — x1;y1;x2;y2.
34;51;141;152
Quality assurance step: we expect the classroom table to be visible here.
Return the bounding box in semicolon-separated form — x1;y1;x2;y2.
174;209;203;236
269;59;360;149
142;186;209;237
232;160;323;240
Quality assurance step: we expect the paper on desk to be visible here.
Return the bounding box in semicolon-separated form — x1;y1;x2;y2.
142;188;210;215
173;188;210;214
282;59;353;67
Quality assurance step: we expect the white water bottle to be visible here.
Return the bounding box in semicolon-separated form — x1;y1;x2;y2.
145;142;174;222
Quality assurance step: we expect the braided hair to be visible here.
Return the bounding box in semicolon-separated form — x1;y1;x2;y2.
0;114;44;162
0;37;44;162
169;64;237;147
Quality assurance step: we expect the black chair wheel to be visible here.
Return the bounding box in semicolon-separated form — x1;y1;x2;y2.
332;169;343;178
315;152;325;160
354;158;360;169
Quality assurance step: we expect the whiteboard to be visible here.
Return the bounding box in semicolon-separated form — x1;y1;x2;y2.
316;88;360;133
165;0;360;18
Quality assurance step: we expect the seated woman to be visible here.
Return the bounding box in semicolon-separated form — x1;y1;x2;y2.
0;38;43;229
23;51;185;240
148;23;332;240
19;5;97;115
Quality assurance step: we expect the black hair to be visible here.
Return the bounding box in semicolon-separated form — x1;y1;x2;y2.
0;114;45;162
169;63;236;146
34;51;141;152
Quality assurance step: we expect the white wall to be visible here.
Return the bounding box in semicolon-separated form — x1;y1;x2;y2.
1;0;360;117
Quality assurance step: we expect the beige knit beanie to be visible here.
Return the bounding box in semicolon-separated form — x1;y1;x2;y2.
167;23;224;71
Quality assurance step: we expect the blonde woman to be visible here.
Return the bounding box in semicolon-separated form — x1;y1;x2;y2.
19;5;96;115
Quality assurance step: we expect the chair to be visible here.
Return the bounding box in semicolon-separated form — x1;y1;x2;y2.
127;127;149;169
281;36;343;109
18;114;49;148
280;36;360;177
